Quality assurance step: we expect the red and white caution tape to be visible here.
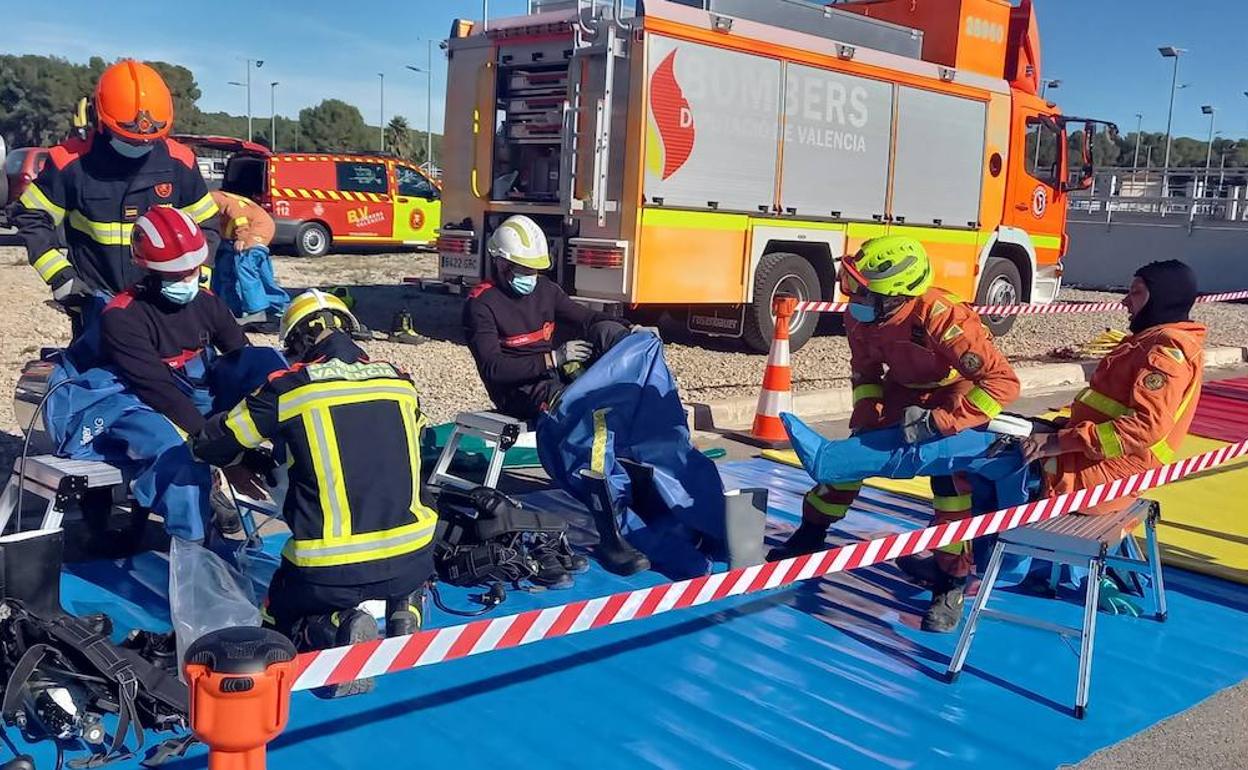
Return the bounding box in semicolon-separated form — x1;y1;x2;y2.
793;290;1248;318
289;438;1248;692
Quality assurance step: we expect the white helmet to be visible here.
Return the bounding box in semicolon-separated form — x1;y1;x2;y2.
487;215;551;271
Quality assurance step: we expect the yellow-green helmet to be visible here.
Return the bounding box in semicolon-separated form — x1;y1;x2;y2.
843;236;933;298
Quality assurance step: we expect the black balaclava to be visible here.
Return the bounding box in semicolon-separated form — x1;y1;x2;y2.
1130;259;1197;334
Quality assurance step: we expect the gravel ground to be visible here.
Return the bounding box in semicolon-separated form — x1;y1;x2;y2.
1071;680;1248;770
3;244;1248;438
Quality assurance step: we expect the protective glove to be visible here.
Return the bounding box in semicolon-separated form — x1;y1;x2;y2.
900;406;939;444
51;271;93;307
630;324;661;340
551;339;593;368
1097;576;1142;617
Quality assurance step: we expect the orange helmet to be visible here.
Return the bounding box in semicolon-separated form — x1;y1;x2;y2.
94;60;173;142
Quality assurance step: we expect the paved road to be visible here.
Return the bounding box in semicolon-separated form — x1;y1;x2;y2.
699;365;1248;770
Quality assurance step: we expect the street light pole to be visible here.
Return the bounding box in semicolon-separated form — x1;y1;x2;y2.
406;43;436;169
270;82;279;150
379;73;386;152
243;59;264;142
1131;113;1143;184
1158;46;1185;202
1201;105;1216;197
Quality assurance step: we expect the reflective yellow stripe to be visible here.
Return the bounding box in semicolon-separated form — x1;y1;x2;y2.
282;519;437;568
853;384;883;403
277;379;418;420
936;541;968;555
1032;234;1062;250
32;249;71;284
1149;380;1198;463
305;408;352;539
181;193;219;223
932;494;972;513
67;211;132;245
965;386;1003;418
591;408;611;474
1096;422;1124;459
18;184;66;225
199;265;213;286
903;368;962;389
1076;388;1132;419
224;402;264;448
804;494;849;520
641;208;748;232
233;217;249;227
1149;441;1175;464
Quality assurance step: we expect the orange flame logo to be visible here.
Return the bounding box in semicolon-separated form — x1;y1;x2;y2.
647;50;695;180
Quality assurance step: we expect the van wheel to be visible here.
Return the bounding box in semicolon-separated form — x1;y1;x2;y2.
975;257;1023;336
296;222;330;258
743;252;821;353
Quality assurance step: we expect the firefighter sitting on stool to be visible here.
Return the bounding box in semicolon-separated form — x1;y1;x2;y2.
768;236;1021;632
1020;260;1207;512
463;214;648;422
42;207;281;545
193;289;438;698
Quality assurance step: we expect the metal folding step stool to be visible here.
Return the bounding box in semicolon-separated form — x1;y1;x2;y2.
946;499;1166;719
427;411;536;492
0;455;125;534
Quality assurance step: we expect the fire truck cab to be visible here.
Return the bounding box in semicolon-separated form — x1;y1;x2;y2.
437;0;1104;351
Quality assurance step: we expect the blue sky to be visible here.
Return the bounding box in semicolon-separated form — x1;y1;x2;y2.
8;1;1248;140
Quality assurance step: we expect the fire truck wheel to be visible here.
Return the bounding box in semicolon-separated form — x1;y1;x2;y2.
976;256;1023;336
744;252;821;353
295;222;331;258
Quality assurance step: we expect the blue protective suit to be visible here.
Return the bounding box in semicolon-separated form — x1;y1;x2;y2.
43;344;286;542
537;333;727;579
211;244;290;317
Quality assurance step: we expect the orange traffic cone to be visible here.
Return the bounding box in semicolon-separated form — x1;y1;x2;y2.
748;295;798;446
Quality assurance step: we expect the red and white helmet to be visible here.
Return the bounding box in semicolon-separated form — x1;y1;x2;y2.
131;206;208;274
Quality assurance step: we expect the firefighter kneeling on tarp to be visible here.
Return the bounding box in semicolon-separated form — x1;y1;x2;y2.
193;289;438;699
41;207;284;545
769;236;1021;632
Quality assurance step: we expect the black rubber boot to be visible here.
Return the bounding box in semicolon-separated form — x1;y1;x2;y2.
766;520;830;562
580;470;650;576
896;553;946;588
390;310;422;345
385;590;425;637
534;533;589;575
295;609;379;698
921;582;967;633
529;542;574;589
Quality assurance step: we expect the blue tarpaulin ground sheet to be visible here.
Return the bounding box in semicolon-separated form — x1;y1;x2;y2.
22;458;1248;769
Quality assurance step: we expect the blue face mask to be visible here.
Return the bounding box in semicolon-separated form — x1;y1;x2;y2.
160;278;199;305
848;302;877;323
510;274;538;295
109;136;154;159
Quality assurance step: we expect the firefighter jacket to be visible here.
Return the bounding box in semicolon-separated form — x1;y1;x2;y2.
100;281;248;434
193;333;438;586
210;190;274;250
846;287;1020;436
463;276;617;416
1048;321;1206;499
13;136;220;295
